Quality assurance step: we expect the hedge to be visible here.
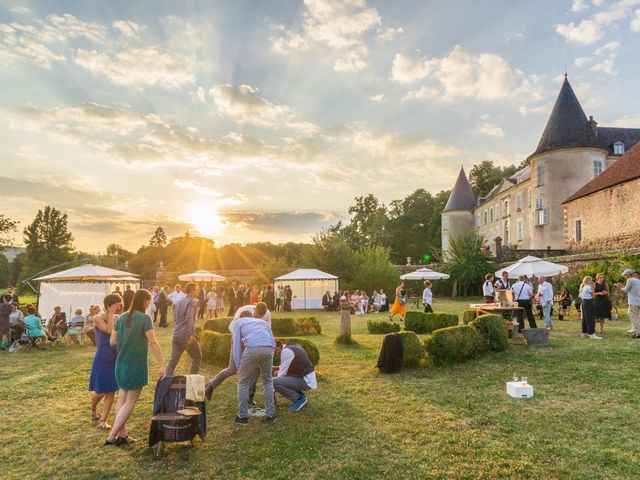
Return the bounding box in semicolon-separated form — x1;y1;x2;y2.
203;317;233;333
198;331;319;367
470;314;508;352
271;317;296;336
294;317;322;335
367;320;401;334
396;331;423;369
462;309;477;325
404;312;459;334
204;316;320;336
423;325;485;366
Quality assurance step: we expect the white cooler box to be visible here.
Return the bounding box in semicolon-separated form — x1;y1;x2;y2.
506;381;534;399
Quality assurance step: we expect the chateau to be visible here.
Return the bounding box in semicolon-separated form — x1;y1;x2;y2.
441;76;640;257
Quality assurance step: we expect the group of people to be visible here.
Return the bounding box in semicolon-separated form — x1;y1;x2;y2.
324;289;389;315
481;268;640;340
225;283;293;314
85;283;317;446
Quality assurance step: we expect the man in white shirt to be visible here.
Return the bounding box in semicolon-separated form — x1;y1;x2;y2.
511;275;537;330
422;280;433;313
615;269;640;337
537;276;554;329
482;274;495;303
273;342;317;412
168;284;186;308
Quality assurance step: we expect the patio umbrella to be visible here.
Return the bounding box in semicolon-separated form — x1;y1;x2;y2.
400;267;450;281
178;270;225;282
495;255;568;279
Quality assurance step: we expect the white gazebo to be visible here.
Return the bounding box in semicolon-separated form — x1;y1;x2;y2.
34;264;141;319
178;270;225;282
274;269;339;310
400;267;450;281
495;255;569;279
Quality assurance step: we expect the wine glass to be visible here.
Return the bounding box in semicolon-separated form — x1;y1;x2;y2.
512;372;518;382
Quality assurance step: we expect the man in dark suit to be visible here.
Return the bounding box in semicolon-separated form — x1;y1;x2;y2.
332;291;340;311
284;285;293;312
197;283;207;319
322;290;332;311
157;286;169;327
6;286;19;306
265;285;275;311
227;282;237;316
122;285;135;311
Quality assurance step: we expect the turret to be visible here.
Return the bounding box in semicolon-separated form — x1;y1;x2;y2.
441;167;476;257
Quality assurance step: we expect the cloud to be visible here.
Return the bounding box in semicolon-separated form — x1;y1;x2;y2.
112;20;145;39
590;56;617;74
74;47;195;90
571;0;590;12
393;46;543;103
208;84;318;132
10;6;32;15
474;123;505;137
223;211;341;234
333;45;368;72
612;113;640;127
556;0;640;45
575;56;591;67
633;9;640;31
370;93;384;102
376;26;403;41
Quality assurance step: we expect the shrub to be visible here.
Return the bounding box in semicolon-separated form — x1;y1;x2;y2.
462;309;477;325
396;331;423;369
470;314;508;352
367;320;401;334
198;331;232;365
335;333;356;345
195;326;202;337
276;337;320;367
203;317;232;333
294;317;322;335
423;325;485;366
405;312;459;334
272;317;296;336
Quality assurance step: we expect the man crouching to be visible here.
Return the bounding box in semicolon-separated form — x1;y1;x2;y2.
273;341;316;412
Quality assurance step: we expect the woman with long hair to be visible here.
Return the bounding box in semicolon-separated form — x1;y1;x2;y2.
89;294;122;429
579;276;601;340
389;282;407;322
593;273;611;334
105;289;166;446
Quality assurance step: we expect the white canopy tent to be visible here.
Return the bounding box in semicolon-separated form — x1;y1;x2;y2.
34;264;140;320
400;267;450;281
495;255;569;279
178;270;225;282
274;269;339;310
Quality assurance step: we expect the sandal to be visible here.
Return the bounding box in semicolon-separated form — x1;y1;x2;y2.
97;420;112;430
103;438;118;446
116;435;137;446
91;415;100;422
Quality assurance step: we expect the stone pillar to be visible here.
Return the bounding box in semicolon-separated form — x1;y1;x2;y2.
340;307;352;336
156;262;166;286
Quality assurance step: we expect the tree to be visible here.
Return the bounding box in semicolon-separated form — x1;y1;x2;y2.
302;226;356;289
445;232;496;297
149;226;167;247
342;194;388;249
351;245;398;295
469;161;522;197
0;213;18;249
256;257;293;282
104;243;134;268
22;206;74;279
0;254;9;288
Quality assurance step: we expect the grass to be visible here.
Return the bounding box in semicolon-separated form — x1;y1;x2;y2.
1;298;639;479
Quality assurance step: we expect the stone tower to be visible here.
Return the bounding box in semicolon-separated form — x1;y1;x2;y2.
527;75;608;249
441;166;476;258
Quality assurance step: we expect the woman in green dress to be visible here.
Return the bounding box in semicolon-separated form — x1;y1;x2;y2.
105;289;166;446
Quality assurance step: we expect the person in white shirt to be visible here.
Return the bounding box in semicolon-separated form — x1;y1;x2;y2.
494;271;510;291
378;290;387;312
422;280;433;313
168;285;186;309
482;274;495;303
511;275;537;331
273;341;317;413
579;276;601;339
615;269;640;337
536;276;554;329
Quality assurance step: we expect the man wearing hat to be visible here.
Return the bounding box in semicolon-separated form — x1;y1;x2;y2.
615;269;640;338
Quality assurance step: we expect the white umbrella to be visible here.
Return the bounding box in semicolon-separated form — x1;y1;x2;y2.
496;255;568;279
400;267;450;281
178;270;225;282
34;264;139;281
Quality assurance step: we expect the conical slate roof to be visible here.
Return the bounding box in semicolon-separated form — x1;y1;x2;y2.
532;76;603;156
443;167;476;212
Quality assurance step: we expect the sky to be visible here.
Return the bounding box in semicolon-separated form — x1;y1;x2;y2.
2;0;640;252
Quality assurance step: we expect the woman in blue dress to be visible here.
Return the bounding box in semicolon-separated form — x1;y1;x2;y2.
89;293;123;430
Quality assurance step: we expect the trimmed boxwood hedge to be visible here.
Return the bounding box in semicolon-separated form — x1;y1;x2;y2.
203;316;320;336
423;325;485;366
367;320;401;334
462;309;477;325
470;314;508;352
404;312;459;334
271;317;296;336
294;317;322;335
203;317;233;333
396;331;423;369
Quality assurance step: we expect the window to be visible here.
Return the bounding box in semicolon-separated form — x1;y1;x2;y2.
483;210;488;225
489;207;494;222
517;219;523;241
475;214;480;227
536;208;549;226
527;188;531;207
593;160;603;178
575;219;582;243
442;235;449;251
614;142;625;155
536;162;544;186
503;200;509;217
496;204;501;219
504;220;510;244
535;196;543;209
442;216;449;230
515;193;522;211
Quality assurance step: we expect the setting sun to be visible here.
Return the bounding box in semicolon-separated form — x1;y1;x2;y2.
187;203;224;238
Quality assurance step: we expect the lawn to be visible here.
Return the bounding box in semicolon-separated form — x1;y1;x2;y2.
1;298;639;479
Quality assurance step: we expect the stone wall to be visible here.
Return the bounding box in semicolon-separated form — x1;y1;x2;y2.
564;178;640;253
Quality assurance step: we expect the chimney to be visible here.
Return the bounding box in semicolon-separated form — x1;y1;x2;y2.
588;115;598;135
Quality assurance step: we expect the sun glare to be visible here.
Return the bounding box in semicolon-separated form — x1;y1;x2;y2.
188;203;224;237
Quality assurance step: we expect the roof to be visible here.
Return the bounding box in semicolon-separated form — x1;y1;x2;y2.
532;76;603;157
275;269;338;281
597;127;640;155
563;141;640;204
35;264;139;282
443;167;477;212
